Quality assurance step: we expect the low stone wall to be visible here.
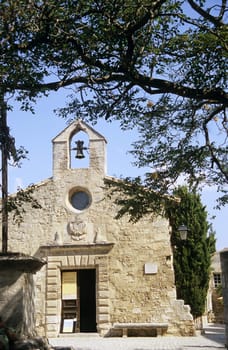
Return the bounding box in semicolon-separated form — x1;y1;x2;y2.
0;269;36;337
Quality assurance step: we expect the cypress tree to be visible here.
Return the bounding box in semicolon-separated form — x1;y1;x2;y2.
167;186;216;318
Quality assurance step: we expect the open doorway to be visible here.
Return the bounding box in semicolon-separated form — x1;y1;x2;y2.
78;269;96;332
61;269;96;333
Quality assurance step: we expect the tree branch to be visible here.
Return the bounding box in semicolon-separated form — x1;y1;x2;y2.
5;70;227;106
203;111;228;181
188;0;224;27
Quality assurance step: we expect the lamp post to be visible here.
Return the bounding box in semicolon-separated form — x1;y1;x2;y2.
178;224;188;241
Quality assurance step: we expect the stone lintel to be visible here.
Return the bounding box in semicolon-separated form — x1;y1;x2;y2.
40;243;114;256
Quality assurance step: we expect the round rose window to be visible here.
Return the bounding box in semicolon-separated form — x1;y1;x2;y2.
70;190;91;211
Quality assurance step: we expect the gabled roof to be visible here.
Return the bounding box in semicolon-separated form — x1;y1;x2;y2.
52;119;107;143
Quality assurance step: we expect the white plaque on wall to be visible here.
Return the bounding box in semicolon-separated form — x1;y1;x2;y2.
144;263;158;274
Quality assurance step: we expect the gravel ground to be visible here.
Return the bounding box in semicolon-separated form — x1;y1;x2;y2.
49;323;226;350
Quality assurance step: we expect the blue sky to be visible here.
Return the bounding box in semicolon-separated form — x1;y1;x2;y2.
6;90;228;251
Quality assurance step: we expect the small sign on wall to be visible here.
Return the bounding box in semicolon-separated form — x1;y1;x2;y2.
144;262;158;274
62;319;75;333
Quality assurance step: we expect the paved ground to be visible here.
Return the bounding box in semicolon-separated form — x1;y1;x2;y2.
49;323;227;350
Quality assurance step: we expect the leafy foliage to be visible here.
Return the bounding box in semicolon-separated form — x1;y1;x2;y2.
105;176;169;221
3;185;42;225
0;98;28;164
0;0;227;204
166;186;216;318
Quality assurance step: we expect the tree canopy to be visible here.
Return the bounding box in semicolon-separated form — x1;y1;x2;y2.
1;0;227;205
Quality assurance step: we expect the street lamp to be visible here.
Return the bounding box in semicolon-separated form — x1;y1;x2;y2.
178;224;188;241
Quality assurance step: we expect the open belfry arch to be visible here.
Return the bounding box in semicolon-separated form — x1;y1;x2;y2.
2;119;195;338
52;119;107;178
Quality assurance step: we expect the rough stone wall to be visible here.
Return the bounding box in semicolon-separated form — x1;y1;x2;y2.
211;290;224;323
99;194;194;336
207;252;224;323
0;270;36;336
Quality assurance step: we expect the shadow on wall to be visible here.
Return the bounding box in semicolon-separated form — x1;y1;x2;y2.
0;270;36;336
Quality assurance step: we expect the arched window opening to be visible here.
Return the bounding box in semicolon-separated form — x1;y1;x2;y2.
70;131;89;169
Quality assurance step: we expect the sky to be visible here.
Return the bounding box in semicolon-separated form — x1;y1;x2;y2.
4;90;228;252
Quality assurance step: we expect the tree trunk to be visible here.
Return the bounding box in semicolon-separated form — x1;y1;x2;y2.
0;93;8;253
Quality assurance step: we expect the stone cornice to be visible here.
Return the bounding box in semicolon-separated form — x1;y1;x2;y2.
0;252;46;273
39;242;114;256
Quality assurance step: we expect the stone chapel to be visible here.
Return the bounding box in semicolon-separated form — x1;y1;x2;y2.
1;120;194;338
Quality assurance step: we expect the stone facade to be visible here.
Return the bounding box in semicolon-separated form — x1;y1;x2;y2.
207;252;224;323
0;120;194;337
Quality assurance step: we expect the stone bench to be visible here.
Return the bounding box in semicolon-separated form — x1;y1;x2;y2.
113;322;168;337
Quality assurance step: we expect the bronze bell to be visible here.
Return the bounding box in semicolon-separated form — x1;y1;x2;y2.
74;140;86;159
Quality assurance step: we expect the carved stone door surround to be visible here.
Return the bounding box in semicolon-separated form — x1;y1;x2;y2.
40;244;113;337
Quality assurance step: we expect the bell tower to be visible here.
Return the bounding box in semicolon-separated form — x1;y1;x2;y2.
52;120;107;179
